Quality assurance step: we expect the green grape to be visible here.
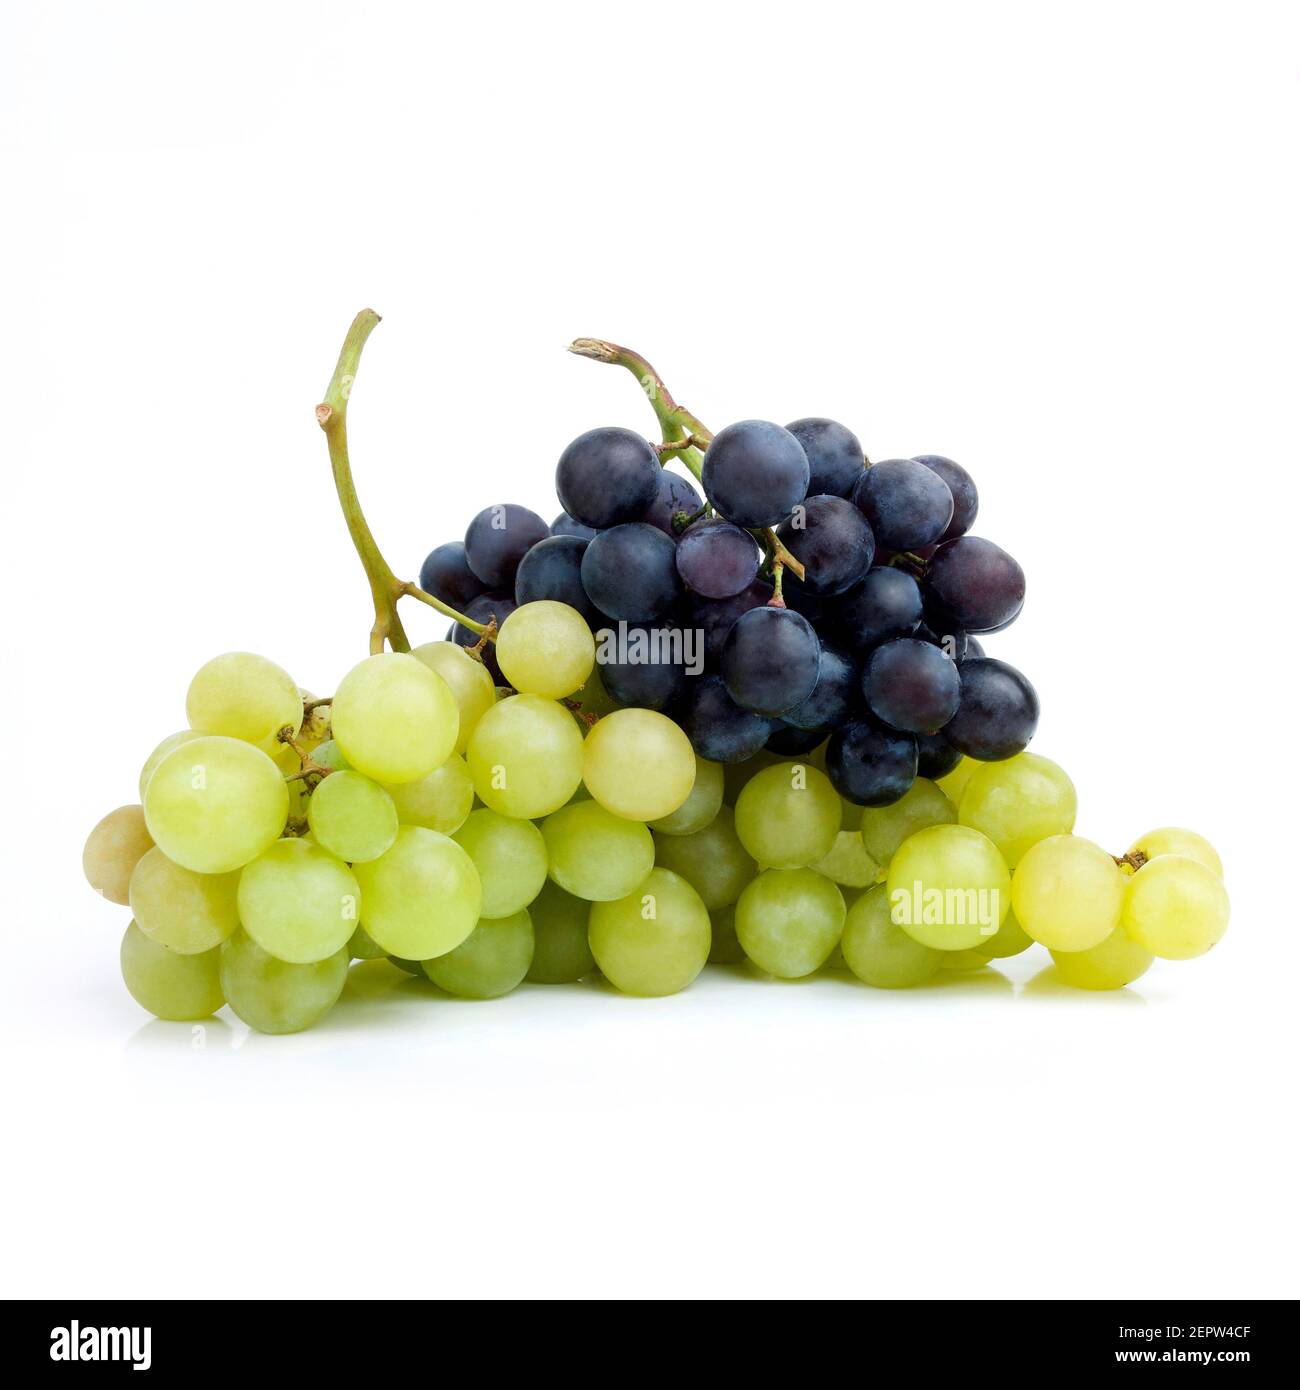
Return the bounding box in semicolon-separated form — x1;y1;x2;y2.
839;796;864;832
423;909;534;999
733;761;841;868
412;641;498;753
723;751;781;804
388;956;428;977
185;651;302;753
331;652;459;784
650;756;724;836
840;883;942;988
936;756;976;805
1052;927;1154;990
1128;826;1223;878
708;905;745;964
1121;855;1230;960
570;667;621;725
383;754;474;834
352;825;481;960
525;880;595;982
588;866;710;997
451;809;548;918
347;924;387;960
859;778;956;866
978;907;1034;959
735;868;845;978
938;948;993;971
138;729;203;800
129;846;240;953
495;600;595;699
143;735;288;874
811;830;880;888
120;922;224;1020
467;693;584;818
83;805;154;905
582;708;695;822
652;805;756;910
306;770;398;863
886;823;1011;951
1011;835;1124;952
236;838;360;964
312;739;352;772
219;927;349;1034
958;752;1077;868
541;801;655;902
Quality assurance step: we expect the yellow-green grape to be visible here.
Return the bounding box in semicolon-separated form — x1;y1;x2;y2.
841;883;942;988
119;922;224;1020
839;796;864;831
306;770;398;864
389;956;427;977
811;830;880;888
412;641;497;754
570;667;621;725
383;754;474;834
312;739;351;772
978;907;1034;959
347;924;387;960
185;651;302;753
138;730;202;800
652;805;757;910
142;735;288;874
723;750;781;805
886;824;1011;951
958;752;1077;868
582;708;696;821
1121;855;1230;960
1011;834;1124;952
296;691;331;752
495;600;595;699
1052;927;1154;990
219;928;348;1034
526;880;595;983
588;866;710;997
1128;826;1224;878
352;825;481;960
541;801;655;902
129;847;240;953
859;778;956;867
936;756;976;805
237;838;360;964
650;757;724;836
423;909;534;999
735;868;846;978
83;805;154;904
452;809;548;919
330;652;459;784
733;762;841;869
939;948;993;971
708;905;745;964
467;694;584;818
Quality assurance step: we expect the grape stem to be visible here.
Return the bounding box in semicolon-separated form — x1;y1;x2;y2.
277;726;335;784
302;696;333;715
1113;850;1149;872
770;562;787;607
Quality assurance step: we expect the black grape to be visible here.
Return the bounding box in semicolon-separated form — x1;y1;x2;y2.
640;470;703;536
596;625;692;711
862;638;962;734
675;518;761;599
551;511;598;542
834;567;924;652
580;522;682;622
701;420;809;528
556;427;660;529
915;455;978;542
916;731;964;781
775;494;875;597
677;674;775;764
720;606;821;717
785;417;866;498
514;535;601;624
924;536;1026;634
766;723;827;755
688;581;772;664
851;459;954;552
449;592;517;684
419;541;487;610
825;719;918;807
463;504;550;589
965;636;986;660
782;642;859;731
943;658;1039;761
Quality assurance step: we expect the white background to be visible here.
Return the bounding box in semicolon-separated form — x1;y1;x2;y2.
3;0;1297;1300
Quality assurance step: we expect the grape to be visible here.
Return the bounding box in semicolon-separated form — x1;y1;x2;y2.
237;838;360;964
466;694;584;818
352;825;482;960
938;949;993;971
924;537;1025;633
886;824;1010;951
331;653;459;785
833;567;924;653
219;928;349;1034
915;730;964;781
936;756;976;805
734;761;841;868
449;593;516;684
678;674;774;763
494;600;596;701
541;801;654;902
411;641;496;754
580;523;682;622
701;420;809;528
841;883;942;988
185;651;301;753
640;469;703;535
83;805;154;904
785;417;866;499
1052;927;1153;990
551;511;598;542
138;730;203;801
689;581;772;663
852;459;954;552
735;868;845;978
958;752;1076;867
143;735;288;874
120;922;224;1020
652;805;756;910
419;540;488;610
825;719;918;807
649;756;724;835
312;739;351;772
567;668;620;727
582;708;695;821
1128;827;1223;878
1121;855;1230;960
675;518;761;599
812;830;880;888
129;846;240;953
383;753;474;834
943;658;1039;761
514;535;601;625
721;606;821;717
452;808;548;918
914;455;978;542
424;909;534;999
306;771;398;863
556;426;661;528
464;503;550;589
863;637;962;733
1011;835;1124;952
525;880;596;983
859;777;956;864
708;905;745;964
389;956;427;977
595;623;692;711
588;867;710;996
766;724;827;755
775;495;875;597
979;908;1034;959
347;924;387;960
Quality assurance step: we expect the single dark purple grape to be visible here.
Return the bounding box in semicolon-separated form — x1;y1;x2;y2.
782;643;859;731
964;636;985;660
596;624;693;710
556;426;661;529
579;522;682;622
781;579;832;626
825;719;918;807
463;504;550;590
775;493;875;597
834;566;924;651
914;620;974;663
675;518;761;600
676;674;775;763
851;459;954;552
640;470;704;535
419;541;487;611
943;658;1039;761
924;536;1026;634
863;638;962;734
914;455;978;542
688;581;773;664
766;723;827;755
785;417;866;498
720;606;821;717
551;511;599;542
514;535;601;624
701;420;809;528
449;592;517;684
915;731;964;781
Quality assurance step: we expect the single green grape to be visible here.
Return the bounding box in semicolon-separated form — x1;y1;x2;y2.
312;739;352;772
1011;835;1124;952
525;880;596;982
83;805;154;905
411;641;497;753
859;778;956;867
1052;927;1154;989
352;825;481;960
467;694;584;818
958;752;1077;868
186;651;302;753
389;956;428;977
723;751;782;805
978;907;1034;959
383;754;474;834
1121;854;1229;960
1128;826;1223;878
138;729;203;801
886;823;1011;951
582;708;695;821
733;761;841;868
120;922;224;1020
542;800;654;901
588;867;710;997
495;600;595;699
839;796;864;832
306;770;399;863
708;905;745;964
219;927;349;1034
650;756;724;836
236;838;360;964
936;756;976;805
652;805;756;910
129;846;240;953
840;883;942;988
347;924;387;960
811;830;880;888
423;909;534;999
331;652;459;784
452;808;549;918
734;867;845;978
570;667;622;726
